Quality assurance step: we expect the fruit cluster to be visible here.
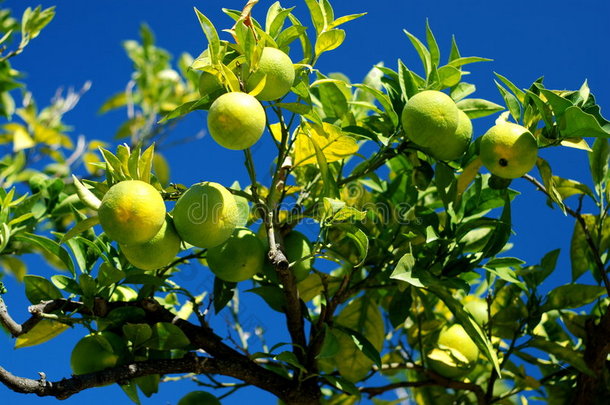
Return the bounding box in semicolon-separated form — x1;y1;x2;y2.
401;90;538;179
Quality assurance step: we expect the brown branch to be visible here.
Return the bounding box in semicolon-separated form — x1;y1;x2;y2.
338;140;410;186
0;297;312;403
360;380;435;397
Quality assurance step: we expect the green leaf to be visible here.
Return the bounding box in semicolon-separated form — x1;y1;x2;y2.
353;83;399;126
323;375;360;397
446;56;492;68
139;144;155;184
147;322;190;350
403;29;431;76
529;337;595;377
213;277;236;314
15;233;75;276
51;275;81;295
247;286;286;313
327;13;367;30
344;227;369;267
275;351;306;372
570;214;596;282
437;65;461;89
390;253;430;288
495;81;521;122
553;176;595;200
317;324;340;359
334;324;382;367
333;297;384;382
542;284;606;312
589;138;609;189
397;60;420;100
60;216;99;243
315;29;345;56
536;158;565;212
23;275;62;304
193;8;221;66
122;323;153;347
450;82;476;102
494;73;525;103
425;20;440;67
303;0;325;35
456;98;504;119
560;106;610;139
536;86;573;117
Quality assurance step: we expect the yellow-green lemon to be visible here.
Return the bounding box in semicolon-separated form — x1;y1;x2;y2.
427;324;479;378
246;47;295;101
70;331;127;375
207;227;265;283
428;109;473;161
198;71;223;97
401;90;460;149
207;92;266;150
479;122;538;179
172;182;238;249
98;180;166;245
284;231;312;282
120;218;182;270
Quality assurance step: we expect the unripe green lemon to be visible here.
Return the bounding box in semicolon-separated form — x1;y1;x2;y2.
120;218;182;270
172;182;238;249
198;71;223;96
98;180;166;245
428;109;473;161
479;122;538;179
246;47;295;101
401;90;460;149
207;227;265;282
464;297;489;326
70;331;127;375
178;391;221;405
207;92;266;150
427;324;479;379
284;231;312;282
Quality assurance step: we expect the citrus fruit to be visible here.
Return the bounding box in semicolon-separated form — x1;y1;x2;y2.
172;182;238;249
98;180;166;245
207;92;266;150
401;90;459;150
206;227;265;283
479;122;538;179
464;297;489;326
120;218;182;270
198;71;223;97
70;331;127;375
246;47;295;101
428;109;473;161
178;391;221;405
427;324;479;378
284;231;312;282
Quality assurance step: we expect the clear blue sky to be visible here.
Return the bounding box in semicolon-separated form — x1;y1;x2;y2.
1;0;609;404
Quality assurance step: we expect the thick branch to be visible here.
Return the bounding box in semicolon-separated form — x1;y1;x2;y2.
0;297;305;402
0;355;222;400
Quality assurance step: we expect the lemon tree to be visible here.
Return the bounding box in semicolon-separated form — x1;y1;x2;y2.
2;1;610;405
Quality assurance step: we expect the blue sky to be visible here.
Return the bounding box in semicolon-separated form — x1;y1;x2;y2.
1;0;609;404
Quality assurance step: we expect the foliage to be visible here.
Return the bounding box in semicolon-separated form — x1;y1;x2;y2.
1;1;610;405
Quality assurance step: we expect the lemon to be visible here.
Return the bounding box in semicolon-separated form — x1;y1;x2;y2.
207;92;266;150
246;47;295;101
428;109;473;161
464;297;489;326
427;324;479;378
120;218;182;270
207;227;265;283
198;71;223;97
172;182;238;249
401;90;459;150
284;231;312;282
178;391;221;405
98;180;166;245
70;331;127;375
479;122;538;179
